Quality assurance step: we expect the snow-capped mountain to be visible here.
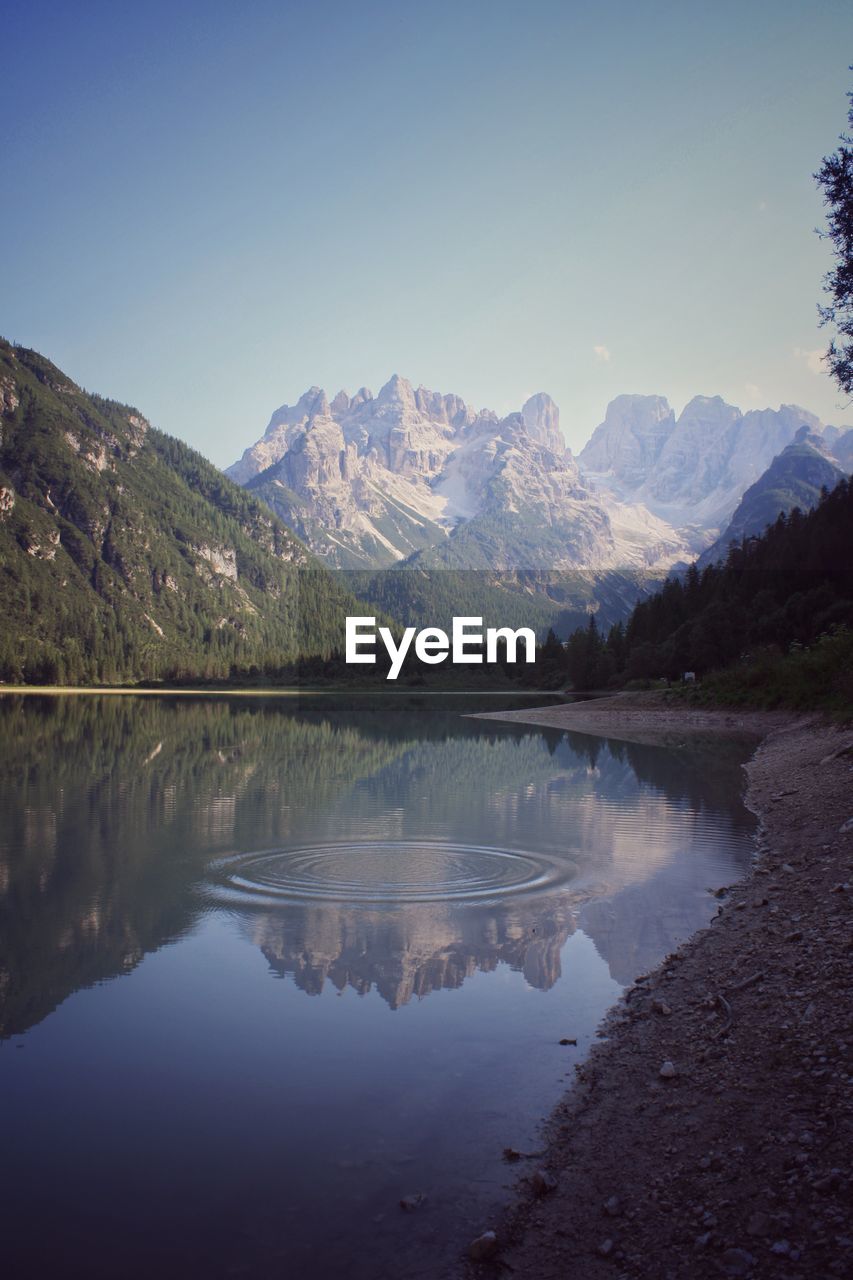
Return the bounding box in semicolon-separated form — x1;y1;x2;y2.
578;396;841;545
228;378;852;574
227;376;689;571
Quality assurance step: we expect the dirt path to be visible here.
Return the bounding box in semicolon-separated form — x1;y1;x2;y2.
464;703;853;1280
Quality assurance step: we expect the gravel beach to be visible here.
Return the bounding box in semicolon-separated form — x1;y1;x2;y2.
465;696;853;1280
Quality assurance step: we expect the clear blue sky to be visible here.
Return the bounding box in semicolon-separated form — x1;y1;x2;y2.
2;0;852;463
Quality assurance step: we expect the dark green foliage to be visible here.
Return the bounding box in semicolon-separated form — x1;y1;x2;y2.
341;566;659;647
816;78;853;395
0;340;361;684
685;627;853;715
562;480;853;712
699;442;844;568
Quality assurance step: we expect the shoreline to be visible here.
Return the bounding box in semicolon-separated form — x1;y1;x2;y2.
0;685;558;698
468;690;795;747
465;696;853;1279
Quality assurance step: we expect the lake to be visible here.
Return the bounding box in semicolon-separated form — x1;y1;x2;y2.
0;693;757;1278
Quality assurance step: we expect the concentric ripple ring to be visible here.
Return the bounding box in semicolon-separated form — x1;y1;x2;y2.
206;841;578;908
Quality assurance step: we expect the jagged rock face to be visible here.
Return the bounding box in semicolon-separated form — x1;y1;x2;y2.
230;377;848;572
579;395;676;488
521;392;564;453
827;427;853;473
228;377;691;571
579;396;838;545
227;386;331;484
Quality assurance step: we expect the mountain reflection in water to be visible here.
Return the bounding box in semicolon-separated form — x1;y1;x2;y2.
0;693;756;1280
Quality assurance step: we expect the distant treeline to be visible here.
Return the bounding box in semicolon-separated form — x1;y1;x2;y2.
554;478;853;711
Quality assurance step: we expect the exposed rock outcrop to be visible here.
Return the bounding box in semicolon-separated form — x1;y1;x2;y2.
228;378;690;571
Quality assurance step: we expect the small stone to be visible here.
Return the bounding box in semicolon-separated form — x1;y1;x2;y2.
399;1192;426;1211
659;1060;677;1079
652;1000;672;1016
720;1246;755;1275
770;1239;791;1255
531;1169;557;1196
502;1147;522;1162
558;1037;577;1046
468;1230;498;1261
603;1195;622;1217
781;863;796;874
597;1238;614;1256
839;817;853;834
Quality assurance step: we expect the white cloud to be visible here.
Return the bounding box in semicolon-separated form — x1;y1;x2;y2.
793;346;827;376
744;382;761;399
593;344;611;363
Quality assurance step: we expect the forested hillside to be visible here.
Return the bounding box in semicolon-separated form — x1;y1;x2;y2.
559;479;853;710
697;438;845;568
0;341;359;683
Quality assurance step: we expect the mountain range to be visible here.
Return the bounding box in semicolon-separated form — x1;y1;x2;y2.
579;394;852;535
228;377;853;575
3;339;852;686
227;377;691;573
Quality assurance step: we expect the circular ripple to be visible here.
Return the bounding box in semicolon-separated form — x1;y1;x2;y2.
206;841;577;908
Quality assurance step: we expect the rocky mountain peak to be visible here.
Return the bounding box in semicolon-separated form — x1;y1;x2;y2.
579;394;675;485
522;393;564;453
794;424;825;448
675;394;741;430
296;386;329;418
230;375;665;570
229;376;849;573
578;391;850;546
376;373;416;410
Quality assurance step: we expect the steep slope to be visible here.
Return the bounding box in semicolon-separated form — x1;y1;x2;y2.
825;425;853;472
232;375;478;567
604;476;853;700
574;394;676;488
697;433;845;567
0;341;355;683
230;377;692;573
579;396;834;544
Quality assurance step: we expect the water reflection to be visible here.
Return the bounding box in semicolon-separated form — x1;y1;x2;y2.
0;692;758;1280
0;693;755;1036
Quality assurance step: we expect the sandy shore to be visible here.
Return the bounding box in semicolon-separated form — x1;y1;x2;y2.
465;697;853;1279
470;690;793;747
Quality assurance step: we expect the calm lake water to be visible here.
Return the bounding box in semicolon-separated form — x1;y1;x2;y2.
0;693;756;1279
